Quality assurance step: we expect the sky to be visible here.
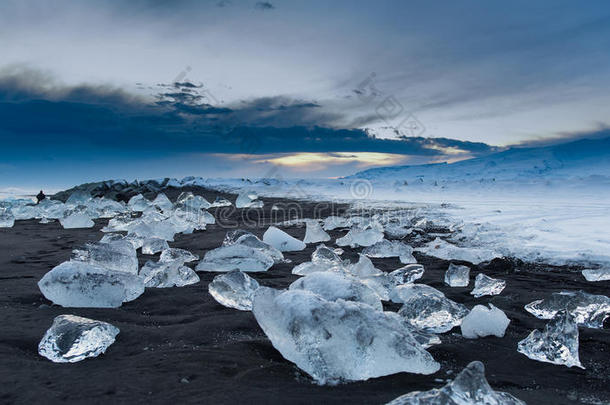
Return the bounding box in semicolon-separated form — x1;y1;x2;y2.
1;0;609;191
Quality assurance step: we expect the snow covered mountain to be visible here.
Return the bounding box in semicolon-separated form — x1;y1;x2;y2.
348;136;610;183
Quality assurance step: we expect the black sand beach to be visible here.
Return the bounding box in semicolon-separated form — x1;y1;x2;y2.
1;188;609;404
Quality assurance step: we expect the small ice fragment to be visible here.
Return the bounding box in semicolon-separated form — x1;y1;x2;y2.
389;264;424;285
386;361;526;405
461;304;510;339
141;238;170;255
60;213;94;229
263;226;305;252
415;237;499;264
471;273;506;298
582;268;610;282
303;220;331;244
128;194;151;212
336;221;384;248
208;270;260;310
323;215;351;231
223;230;284;263
196;244;274;273
517;310;583;368
0;211;15;228
524;290;610;329
38;261;144;308
252;287;440;384
444;263;470;287
140;260;199;288
289;271;383;311
392;284;469;333
151;193;173;213
235;191;263;208
38;315;119;363
363;239;416;264
210;196;232;207
292;244;344;275
159;248;199;264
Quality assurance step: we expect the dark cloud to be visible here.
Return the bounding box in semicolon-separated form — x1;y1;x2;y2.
0;68;496;161
254;2;274;11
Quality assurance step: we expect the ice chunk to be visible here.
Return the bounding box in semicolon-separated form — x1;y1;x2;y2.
415;237;499;264
524;290;610;329
336;221;384;248
323;215;351;230
38;315;119;363
386;361;526;405
517;310;583;368
390;264;424;285
303;220;331;244
461;304;510;339
139;260;199;288
60;213;94;229
348;254;383;277
223;230;284;263
292;244;345;275
582;267;610;282
208;270;260;310
72;240;138;275
363;239;417;264
210;196;232;207
141;238;170;255
252;288;440;384
0;211;15;228
159;247;199;264
152;193;173;212
176;191;211;210
235;191;263;208
38;261;144;308
290;272;383;311
127;194;151;212
471;273;506;298
444;263;470;287
392;284;469;333
196;244;274;272
263;226;305;252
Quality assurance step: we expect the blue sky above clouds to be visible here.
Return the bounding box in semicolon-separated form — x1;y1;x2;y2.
1;0;609;190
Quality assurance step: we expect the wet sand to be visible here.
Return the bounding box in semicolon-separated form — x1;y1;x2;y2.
0;188;609;404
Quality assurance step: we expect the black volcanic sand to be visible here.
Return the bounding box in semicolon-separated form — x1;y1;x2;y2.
1;188;609;405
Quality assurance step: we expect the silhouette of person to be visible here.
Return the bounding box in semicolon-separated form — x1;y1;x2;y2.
36;190;46;204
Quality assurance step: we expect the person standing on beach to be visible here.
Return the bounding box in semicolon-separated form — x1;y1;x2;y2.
36;190;46;204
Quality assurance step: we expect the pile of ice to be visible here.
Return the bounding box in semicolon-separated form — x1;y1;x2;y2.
252;287;440;384
524;290;610;329
197;230;279;272
471;273;506;298
518;310;583;368
208;270;260;310
72;240;139;275
444;263;470;287
461;304;510;339
386;361;525;404
38;261;145;308
415;237;500;264
38;315;120;363
263;226;305;252
292;244;346;275
391;284;469;333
